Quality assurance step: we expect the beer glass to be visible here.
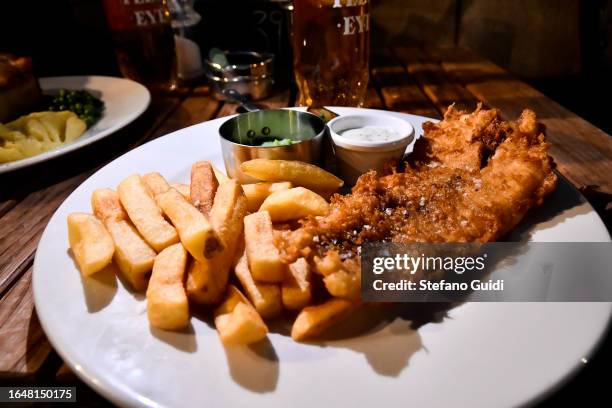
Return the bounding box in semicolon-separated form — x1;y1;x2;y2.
292;0;370;107
103;0;177;91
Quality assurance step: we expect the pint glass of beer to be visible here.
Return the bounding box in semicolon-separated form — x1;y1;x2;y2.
103;0;177;91
293;0;370;107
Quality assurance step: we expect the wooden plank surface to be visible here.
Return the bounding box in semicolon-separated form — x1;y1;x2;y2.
428;46;612;194
392;45;480;113
370;49;441;119
0;174;87;298
0;267;50;377
149;95;220;139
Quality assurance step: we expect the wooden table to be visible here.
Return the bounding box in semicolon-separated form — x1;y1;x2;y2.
0;46;610;402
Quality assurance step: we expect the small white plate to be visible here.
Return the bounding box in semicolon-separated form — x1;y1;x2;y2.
34;108;611;408
0;76;150;174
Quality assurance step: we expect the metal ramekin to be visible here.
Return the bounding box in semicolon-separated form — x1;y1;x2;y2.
205;51;274;101
218;109;326;183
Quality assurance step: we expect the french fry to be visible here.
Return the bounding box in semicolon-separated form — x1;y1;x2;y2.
142;172;171;198
214;285;268;344
242;181;292;212
291;298;353;341
210;180;248;249
157;188;222;262
234;248;282;319
212;164;230;184
186;259;219;303
243;211;285;282
260;187;329;221
186;179;248;303
146;243;189;330
282;257;312;310
214;283;250;315
190;161;218;215
67;213;114;276
117;174;179;252
143;173;192;206
241;159;343;193
91;188;126;223
143;172;191;203
171;183;190;200
91;189;156;291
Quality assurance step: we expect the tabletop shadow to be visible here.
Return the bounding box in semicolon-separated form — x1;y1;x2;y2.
223;337;279;393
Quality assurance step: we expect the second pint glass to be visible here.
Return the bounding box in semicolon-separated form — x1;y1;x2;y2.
103;0;177;91
293;0;370;107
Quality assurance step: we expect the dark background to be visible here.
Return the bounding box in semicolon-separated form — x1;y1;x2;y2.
2;0;611;133
1;0;611;406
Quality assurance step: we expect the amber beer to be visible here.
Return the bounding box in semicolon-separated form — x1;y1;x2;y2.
103;0;177;90
293;0;370;107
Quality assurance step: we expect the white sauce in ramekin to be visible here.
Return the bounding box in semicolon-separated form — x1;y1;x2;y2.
327;113;415;185
340;126;403;142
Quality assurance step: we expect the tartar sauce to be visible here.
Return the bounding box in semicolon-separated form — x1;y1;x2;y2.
339;126;402;142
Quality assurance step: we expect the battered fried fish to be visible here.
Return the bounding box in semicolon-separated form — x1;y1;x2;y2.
276;105;557;295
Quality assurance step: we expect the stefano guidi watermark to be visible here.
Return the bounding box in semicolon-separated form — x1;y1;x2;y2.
361;242;612;302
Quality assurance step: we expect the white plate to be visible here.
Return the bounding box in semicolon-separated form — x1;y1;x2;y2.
33;108;611;408
0;76;150;174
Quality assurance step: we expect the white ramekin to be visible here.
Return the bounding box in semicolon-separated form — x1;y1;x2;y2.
327;113;415;185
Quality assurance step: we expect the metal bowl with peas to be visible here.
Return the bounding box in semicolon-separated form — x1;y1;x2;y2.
47;89;105;128
218;109;326;182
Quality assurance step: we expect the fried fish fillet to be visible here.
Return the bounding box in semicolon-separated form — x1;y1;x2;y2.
410;104;512;172
276;105;557;279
